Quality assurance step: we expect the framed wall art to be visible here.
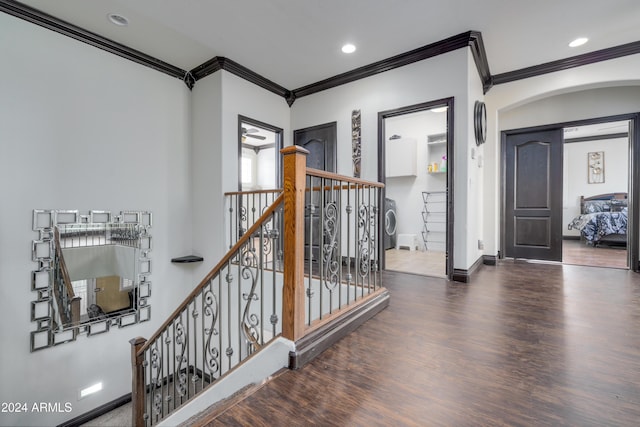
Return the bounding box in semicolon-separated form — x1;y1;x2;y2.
351;109;361;178
588;151;604;184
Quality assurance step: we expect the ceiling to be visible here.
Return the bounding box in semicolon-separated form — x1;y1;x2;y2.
241;124;276;148
12;0;640;90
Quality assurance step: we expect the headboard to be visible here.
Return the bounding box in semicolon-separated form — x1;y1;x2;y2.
580;192;628;214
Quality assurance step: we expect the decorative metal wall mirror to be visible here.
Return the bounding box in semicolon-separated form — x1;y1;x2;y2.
30;209;152;351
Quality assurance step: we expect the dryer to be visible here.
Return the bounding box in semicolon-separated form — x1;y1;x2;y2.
384;198;397;250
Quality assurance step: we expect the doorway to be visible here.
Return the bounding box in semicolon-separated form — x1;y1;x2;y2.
378;99;454;279
237;115;283;191
294;122;337;262
501;113;639;271
562;120;630;268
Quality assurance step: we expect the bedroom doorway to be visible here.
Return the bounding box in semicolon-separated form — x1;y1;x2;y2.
501;113;639;271
562;120;630;269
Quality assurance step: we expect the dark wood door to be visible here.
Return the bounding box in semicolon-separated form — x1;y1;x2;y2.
294;122;337;172
294;122;337;262
504;128;563;261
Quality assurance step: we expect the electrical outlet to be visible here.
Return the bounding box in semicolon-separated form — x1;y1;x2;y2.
478;239;484;250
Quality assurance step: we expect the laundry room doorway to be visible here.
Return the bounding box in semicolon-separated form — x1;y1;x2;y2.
378;99;454;279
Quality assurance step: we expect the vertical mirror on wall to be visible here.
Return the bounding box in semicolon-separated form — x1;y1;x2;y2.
238;116;283;192
383;105;449;278
563;120;630;269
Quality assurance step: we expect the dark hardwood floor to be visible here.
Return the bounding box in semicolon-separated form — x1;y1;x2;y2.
197;261;640;426
563;238;628;269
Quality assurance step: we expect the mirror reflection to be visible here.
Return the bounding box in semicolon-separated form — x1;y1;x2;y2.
54;223;142;328
31;210;152;351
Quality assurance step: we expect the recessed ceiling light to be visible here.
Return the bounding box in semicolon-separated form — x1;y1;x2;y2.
569;37;588;48
341;43;356;54
107;13;129;27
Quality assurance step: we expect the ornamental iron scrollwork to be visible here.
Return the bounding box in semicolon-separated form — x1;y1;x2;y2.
151;342;162;416
358;203;377;279
322;200;340;291
136;197;285;425
240;244;261;351
203;290;220;377
174;317;188;397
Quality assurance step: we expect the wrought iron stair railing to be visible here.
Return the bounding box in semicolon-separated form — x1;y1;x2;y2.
130;195;284;426
302;168;383;325
225;188;282;250
129;146;387;426
52;227;80;328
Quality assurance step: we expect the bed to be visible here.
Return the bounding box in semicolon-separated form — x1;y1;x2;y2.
567;192;628;246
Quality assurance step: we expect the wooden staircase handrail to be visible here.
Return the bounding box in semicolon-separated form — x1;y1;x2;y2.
224;188;283;196
137;193;285;356
305;167;385;188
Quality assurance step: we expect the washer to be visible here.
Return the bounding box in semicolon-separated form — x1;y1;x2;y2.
384;198;397;250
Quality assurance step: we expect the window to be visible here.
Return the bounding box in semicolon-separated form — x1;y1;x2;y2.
241;156;253;185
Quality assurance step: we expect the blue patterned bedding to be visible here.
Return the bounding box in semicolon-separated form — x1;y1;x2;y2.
568;207;627;243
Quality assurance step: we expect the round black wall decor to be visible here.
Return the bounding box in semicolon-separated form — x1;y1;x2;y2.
474;101;487;146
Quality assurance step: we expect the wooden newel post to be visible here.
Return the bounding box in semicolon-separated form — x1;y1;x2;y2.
281;145;308;341
130;336;147;427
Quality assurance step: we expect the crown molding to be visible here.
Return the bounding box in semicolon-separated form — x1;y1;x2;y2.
468;31;493;93
493;40;640;86
291;31;491;101
2;1;490;102
189;56;224;81
189;56;292;102
6;0;488;99
5;0;639;100
0;0;190;86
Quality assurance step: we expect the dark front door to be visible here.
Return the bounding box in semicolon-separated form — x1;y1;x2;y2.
294;122;337;262
504;128;563;261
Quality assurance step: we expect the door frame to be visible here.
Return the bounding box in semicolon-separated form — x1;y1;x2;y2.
237;115;284;191
500;112;640;272
377;97;455;280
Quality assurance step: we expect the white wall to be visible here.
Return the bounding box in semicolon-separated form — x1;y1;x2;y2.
291;48;484;270
191;72;224;281
563;137;629;236
190;71;291;279
485;70;640;257
466;48;486;265
63;245;139;281
0;13;193;427
219;72;290;192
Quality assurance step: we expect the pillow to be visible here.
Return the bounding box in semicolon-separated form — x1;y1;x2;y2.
584;200;610;213
610;199;628;212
